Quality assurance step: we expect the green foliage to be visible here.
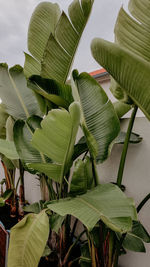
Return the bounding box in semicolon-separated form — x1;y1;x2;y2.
71;71;120;162
28;102;80;183
0;64;41;120
7;211;49;267
70;156;94;196
48;184;137;233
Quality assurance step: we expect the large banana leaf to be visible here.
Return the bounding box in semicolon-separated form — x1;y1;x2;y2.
8;211;49;267
24;2;61;78
24;0;94;83
47;183;137;233
0;64;40;120
91;38;150;120
100;0;150;105
71;71;120;162
28;102;80;183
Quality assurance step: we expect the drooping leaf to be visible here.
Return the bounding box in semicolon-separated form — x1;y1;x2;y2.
13;116;45;167
113;101;131;118
23;201;44;214
50;214;65;234
132;221;150;243
91;38;150;120
8;211;49;267
28;102;80;183
48;183;137;232
70;156;94;196
115;131;142;144
0;139;19;160
28;75;73;109
0;64;41;120
123;233;146;252
71;71;120;162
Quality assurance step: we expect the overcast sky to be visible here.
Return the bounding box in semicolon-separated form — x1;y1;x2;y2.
0;0;129;73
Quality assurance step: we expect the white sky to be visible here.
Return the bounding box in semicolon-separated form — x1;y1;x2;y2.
0;0;128;73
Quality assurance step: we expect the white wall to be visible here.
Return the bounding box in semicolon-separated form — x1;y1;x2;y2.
98;117;150;267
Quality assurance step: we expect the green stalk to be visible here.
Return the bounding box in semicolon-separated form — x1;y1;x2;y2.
117;105;138;187
92;159;99;186
137;193;150;213
113;234;126;267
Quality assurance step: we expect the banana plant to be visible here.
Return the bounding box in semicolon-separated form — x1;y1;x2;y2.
3;0;148;267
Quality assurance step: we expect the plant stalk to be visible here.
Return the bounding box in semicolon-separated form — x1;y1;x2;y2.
137;193;150;213
117;105;138;187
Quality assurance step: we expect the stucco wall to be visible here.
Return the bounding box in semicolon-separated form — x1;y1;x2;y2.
98;117;150;267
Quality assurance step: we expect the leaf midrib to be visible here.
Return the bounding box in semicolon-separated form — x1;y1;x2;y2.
8;71;30;119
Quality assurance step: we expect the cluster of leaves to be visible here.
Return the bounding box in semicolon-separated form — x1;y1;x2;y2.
0;0;150;266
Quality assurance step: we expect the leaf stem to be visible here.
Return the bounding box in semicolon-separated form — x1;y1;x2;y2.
137;193;150;213
92;159;99;186
117;105;138;187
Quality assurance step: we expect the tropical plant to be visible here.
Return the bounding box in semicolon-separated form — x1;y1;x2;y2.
0;0;149;266
91;0;150;265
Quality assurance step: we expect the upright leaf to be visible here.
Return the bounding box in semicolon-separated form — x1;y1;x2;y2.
28;102;80;183
0;104;8;139
24;2;61;78
71;71;120;162
41;0;94;82
24;0;94;84
8;211;49;267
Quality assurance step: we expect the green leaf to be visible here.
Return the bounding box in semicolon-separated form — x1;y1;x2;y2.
132;221;150;243
113;101;131;119
25;0;93;83
49;214;65;234
70;156;94;196
0;139;19;159
28;75;73;109
28;102;80;183
123;233;146;252
0;104;8;139
115;131;142;144
8;211;49;267
27;3;61;63
13;116;44;167
48;183;137;232
23;201;44;214
71;71;120;162
41;0;94;82
72;136;88;161
91;38;150;120
0;189;13;207
0;64;41;120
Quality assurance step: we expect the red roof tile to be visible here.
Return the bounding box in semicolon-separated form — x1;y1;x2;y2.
89;68;106;76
